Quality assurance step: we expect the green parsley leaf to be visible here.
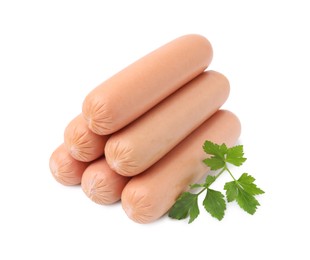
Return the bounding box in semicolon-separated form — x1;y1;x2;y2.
203;157;225;170
189;183;204;189
168;192;199;223
224;181;238;202
203;141;227;159
203;141;228;170
203;189;226;220
224;174;263;215
226;145;247;166
204;175;216;188
238;173;265;195
235;188;260;215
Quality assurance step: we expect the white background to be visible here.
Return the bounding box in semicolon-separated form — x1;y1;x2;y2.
1;0;309;259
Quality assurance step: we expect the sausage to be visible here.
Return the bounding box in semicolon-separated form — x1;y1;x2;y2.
81;157;130;205
49;144;90;185
105;71;229;176
64;114;109;162
82;34;213;135
121;110;241;223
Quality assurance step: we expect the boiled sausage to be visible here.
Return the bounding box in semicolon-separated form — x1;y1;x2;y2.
49;144;90;185
105;71;229;176
82;34;213;135
81;157;130;204
64;114;109;162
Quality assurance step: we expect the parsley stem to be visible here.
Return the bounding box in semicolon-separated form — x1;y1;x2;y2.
197;188;206;196
196;167;227;196
225;164;237;181
214;167;226;181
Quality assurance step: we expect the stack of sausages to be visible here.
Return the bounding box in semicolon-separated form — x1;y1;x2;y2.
49;34;241;223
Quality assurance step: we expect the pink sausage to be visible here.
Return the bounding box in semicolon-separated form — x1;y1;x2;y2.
82;34;213;135
105;71;229;176
121;110;241;223
81;157;130;205
64;114;109;162
49;144;90;185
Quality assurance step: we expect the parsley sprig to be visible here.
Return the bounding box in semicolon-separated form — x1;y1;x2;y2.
169;141;264;223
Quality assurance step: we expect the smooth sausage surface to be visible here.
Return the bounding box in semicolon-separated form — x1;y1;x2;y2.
64;114;109;162
81;157;130;205
121;110;241;223
49;144;90;185
105;71;229;176
82;34;213;135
